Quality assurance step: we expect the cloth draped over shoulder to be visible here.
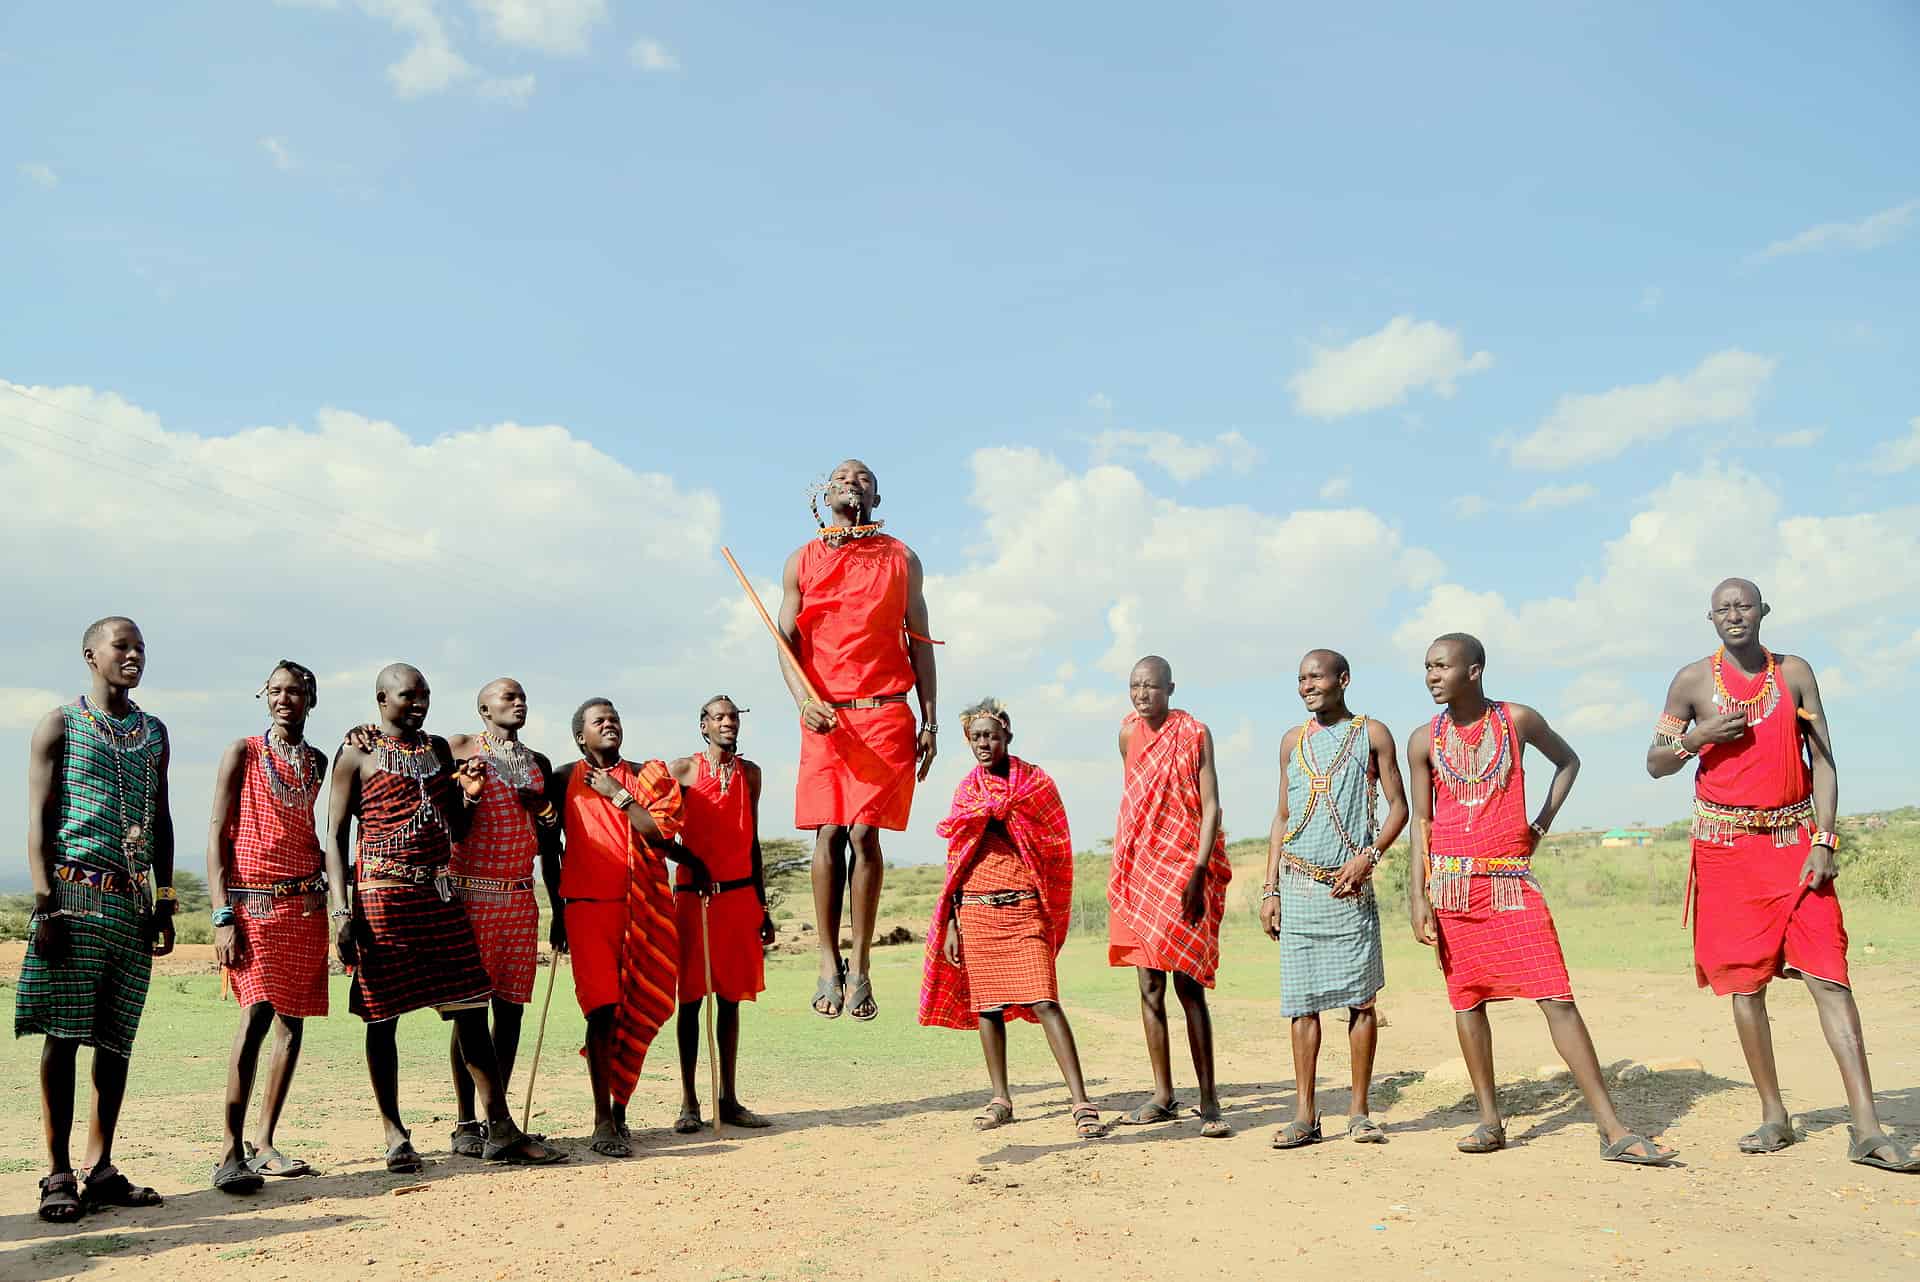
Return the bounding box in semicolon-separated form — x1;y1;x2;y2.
919;758;1074;1030
561;759;683;1108
1107;710;1231;987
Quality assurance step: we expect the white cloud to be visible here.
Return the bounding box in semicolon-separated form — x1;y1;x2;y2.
1452;494;1487;519
1288;316;1493;419
630;38;681;72
1773;427;1823;448
1560;673;1656;734
1088;429;1258;482
19;162;58;188
0;688;67;732
1086;392;1114;414
1520;482;1596;513
1507;349;1774;470
1756;199;1920;262
473;0;607;56
1872;417;1920;473
1319;474;1351;502
259;136;297;171
477;73;536;106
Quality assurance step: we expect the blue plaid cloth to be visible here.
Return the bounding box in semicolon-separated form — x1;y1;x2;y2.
1278;718;1385;1017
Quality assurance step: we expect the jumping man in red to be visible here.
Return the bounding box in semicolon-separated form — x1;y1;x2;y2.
1408;634;1671;1165
1109;656;1233;1139
1649;579;1917;1172
777;459;938;1023
668;696;774;1134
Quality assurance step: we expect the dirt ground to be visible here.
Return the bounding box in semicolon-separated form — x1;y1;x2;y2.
3;941;1917;1282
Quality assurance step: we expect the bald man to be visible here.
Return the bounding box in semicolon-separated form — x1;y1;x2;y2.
441;679;560;1157
776;458;938;1023
1649;579;1917;1172
325;664;562;1170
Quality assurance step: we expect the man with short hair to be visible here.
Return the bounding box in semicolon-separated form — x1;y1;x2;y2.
1109;655;1233;1138
1261;649;1408;1149
18;617;177;1223
667;696;775;1133
776;458;938;1023
443;678;560;1157
1408;633;1671;1165
547;697;689;1156
1647;578;1917;1171
324;664;563;1171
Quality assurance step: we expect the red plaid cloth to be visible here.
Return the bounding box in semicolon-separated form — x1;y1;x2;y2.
227;736;329;1017
1435;877;1573;1011
1107;711;1231;986
451;752;542;1004
919;758;1074;1030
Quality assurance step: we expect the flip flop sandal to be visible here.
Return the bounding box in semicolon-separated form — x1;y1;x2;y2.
674;1109;704;1135
1118;1100;1181;1126
1071;1105;1105;1139
719;1102;773;1129
1737;1120;1797;1154
974;1098;1014;1131
1347;1116;1387;1144
447;1121;486;1159
1186;1107;1233;1139
1848;1129;1920;1173
1456;1123;1506;1154
484;1126;568;1166
80;1164;163;1209
384;1140;424;1174
811;967;845;1019
590;1132;634;1157
846;972;878;1022
244;1141;312;1177
1272;1118;1322;1150
1601;1133;1678;1166
213;1156;264;1196
37;1171;83;1223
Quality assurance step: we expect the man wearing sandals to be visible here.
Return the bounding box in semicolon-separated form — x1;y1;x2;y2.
776;458;939;1024
19;617;177;1224
1260;651;1408;1151
1108;656;1234;1139
918;699;1103;1141
324;664;564;1172
1647;579;1918;1173
1408;634;1675;1166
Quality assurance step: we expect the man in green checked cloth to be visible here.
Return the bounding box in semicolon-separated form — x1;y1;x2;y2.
1259;649;1408;1150
17;617;178;1225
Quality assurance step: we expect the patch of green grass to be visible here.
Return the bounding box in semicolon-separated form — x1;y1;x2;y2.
36;1234;137;1259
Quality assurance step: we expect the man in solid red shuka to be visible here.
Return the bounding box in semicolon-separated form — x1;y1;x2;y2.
776;459;938;1025
1649;578;1918;1173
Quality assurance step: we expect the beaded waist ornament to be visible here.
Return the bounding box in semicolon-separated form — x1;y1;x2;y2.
448;872;536;905
1426;854;1533;913
53;862;150;919
1691;797;1814;848
229;871;327;919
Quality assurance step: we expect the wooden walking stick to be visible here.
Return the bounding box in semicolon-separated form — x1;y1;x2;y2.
721;546;826;710
521;944;562;1132
700;892;724;1137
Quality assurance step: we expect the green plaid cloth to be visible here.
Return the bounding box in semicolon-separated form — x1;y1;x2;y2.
1278;718;1385;1017
14;701;163;1056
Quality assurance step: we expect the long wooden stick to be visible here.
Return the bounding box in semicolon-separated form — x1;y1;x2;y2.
520;945;561;1131
721;546;824;706
700;893;723;1137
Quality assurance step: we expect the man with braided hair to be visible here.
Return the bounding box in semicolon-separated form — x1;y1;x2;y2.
919;698;1101;1140
206;659;331;1193
1261;649;1408;1150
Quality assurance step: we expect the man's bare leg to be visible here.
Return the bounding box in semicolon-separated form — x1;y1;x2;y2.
1454;1005;1502;1133
584;1006;629;1154
845;825;885;1018
1349;1006;1378;1119
1805;976;1903;1161
1172;972;1223;1128
811;826;848;1011
675;998;704;1128
1730;987;1791;1134
1133;968;1175;1115
1541;999;1664;1154
82;1047;132;1175
250;1014;305;1163
450;1026;478;1125
41;1037;78;1176
366;1020;410;1152
977;1011;1011;1108
714;999;766;1125
221;1003;275;1167
453;1006;561;1161
491;999;525;1095
1032;1001;1093;1106
1290;1014;1322;1125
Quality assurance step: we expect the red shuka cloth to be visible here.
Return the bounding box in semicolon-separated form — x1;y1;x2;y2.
1107;711;1231;986
674;754;766;1003
1689;657;1848;994
919;758;1074;1030
793;534;919;831
226;736;330;1018
1427;707;1573;1011
560;760;682;1107
449;747;542;1004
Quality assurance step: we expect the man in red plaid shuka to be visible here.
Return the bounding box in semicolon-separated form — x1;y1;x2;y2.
1107;656;1233;1138
1408;634;1672;1167
919;699;1102;1139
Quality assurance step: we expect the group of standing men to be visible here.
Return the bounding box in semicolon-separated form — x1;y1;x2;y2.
17;461;1919;1224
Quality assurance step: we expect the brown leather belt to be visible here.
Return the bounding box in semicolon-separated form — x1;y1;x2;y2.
674;876;758;895
828;693;910;710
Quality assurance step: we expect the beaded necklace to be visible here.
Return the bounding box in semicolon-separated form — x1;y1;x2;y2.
817;521;885;548
1711;646;1780;726
259;727;321;810
77;696;156;869
1283;715;1376;857
369;732;446;846
1430;701;1512;814
705;749;737;797
479;728;538;791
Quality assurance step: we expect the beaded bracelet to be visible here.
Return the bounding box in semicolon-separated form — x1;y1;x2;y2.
211;906;237;927
1811;829;1841;851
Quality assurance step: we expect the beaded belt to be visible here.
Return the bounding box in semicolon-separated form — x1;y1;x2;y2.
957;889;1039;907
1281;852;1342;886
1690;797;1814;847
829;693;910;710
55;863;148;895
230;872;327;897
358;856;445;884
448;873;535;894
1427;853;1532;914
674;876;758;896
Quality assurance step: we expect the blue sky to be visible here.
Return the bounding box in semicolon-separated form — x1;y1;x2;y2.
3;2;1917;878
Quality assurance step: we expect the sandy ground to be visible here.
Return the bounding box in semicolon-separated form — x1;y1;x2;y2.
3;943;1918;1282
